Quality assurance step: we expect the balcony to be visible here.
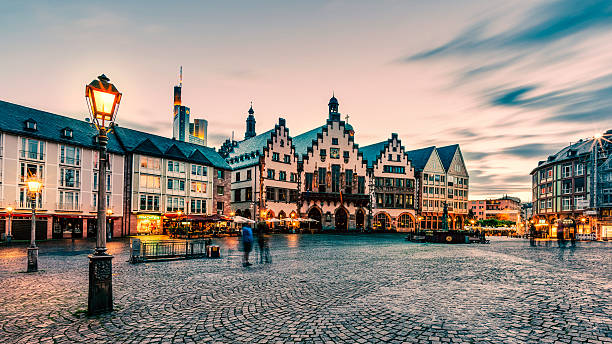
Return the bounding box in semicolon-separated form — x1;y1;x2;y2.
20;150;45;161
57;203;81;211
303;191;369;207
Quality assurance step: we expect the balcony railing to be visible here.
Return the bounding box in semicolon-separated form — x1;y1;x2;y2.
57;203;81;211
20;150;45;161
59;180;81;188
59;157;81;166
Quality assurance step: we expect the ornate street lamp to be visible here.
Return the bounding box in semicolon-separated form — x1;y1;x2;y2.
85;74;122;316
6;206;13;243
25;175;43;272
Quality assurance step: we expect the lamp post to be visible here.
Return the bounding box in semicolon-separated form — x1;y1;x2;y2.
417;216;423;233
6;206;13;243
25;176;43;272
85;74;122;315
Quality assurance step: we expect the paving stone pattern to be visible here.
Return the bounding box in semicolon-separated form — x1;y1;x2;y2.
0;235;610;343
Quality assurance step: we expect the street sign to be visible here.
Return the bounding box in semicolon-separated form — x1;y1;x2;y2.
584;210;597;215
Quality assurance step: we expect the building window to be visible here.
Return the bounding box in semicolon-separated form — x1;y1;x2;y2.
20;162;43;182
139;194;160;211
19;187;42;208
167;178;185;191
190;181;206;193
332;138;338;145
92;193;111;209
305;173;313;191
234;189;242;202
20;138;45;160
190;199;206;214
167;161;184;173
191;164;207;177
25;119;37;130
60;168;80;188
140;156;161;170
358;176;365;194
320;149;326;157
279;171;287;181
246;169;252;180
562;197;571;211
139;174;161;189
59;191;79;210
284;154;291;163
330;148;340;159
272;152;280;162
217;170;224;179
575;163;584;176
266;187;276;201
245;187;253;201
267;169;275;179
166;197;185;212
235;171;241;182
60;145;81;165
290;172;297;182
562;165;572;178
216;202;224;214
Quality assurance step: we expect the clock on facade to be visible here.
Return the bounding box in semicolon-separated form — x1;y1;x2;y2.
330;148;340;159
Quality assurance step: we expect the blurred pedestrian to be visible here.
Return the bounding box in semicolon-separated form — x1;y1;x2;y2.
241;225;254;267
529;224;536;247
256;222;271;264
557;225;566;248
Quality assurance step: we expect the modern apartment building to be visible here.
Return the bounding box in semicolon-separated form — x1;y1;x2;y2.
530;130;612;239
0;100;124;240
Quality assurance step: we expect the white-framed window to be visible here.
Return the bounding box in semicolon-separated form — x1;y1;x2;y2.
562;196;571;211
167;178;185;191
575;163;584;176
20;162;44;182
140;156;160;170
562;165;572;178
190;199;206;214
190;181;207;194
60;145;81;165
93;172;112;191
139;194;160;211
167;160;185;173
546;199;552;209
191;164;207;176
59;191;79;210
139;174;161;189
60;168;80;188
20;138;45;160
166;197;185;212
19;187;42;208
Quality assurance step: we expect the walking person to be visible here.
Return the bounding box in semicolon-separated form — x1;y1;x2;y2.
241;224;254;267
256;222;271;264
529;224;536;247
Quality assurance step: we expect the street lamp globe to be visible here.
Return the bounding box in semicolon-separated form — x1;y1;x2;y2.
6;206;13;213
26;177;43;194
85;75;122;129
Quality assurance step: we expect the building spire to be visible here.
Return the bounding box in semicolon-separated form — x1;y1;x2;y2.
245;102;256;140
179;66;183;87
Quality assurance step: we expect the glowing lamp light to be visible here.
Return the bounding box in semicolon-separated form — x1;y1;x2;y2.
26;177;43;194
580;218;586;223
470;220;475;224
85;74;122;128
417;216;423;221
230;211;235;217
594;133;603;139
6;206;13;213
260;210;267;217
177;210;183;216
106;209;113;216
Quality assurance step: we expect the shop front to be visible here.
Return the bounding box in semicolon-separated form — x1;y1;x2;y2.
53;216;85;239
136;214;163;235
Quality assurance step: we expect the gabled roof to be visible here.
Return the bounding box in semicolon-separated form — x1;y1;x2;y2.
292;121;354;160
359;141;387;168
113;126;230;170
437;144;459;171
293;126;325;158
0;100;124;154
405;146;436;171
226;129;275;169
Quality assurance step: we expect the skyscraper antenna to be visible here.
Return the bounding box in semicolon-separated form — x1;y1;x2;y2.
180;66;183;87
232;131;234;142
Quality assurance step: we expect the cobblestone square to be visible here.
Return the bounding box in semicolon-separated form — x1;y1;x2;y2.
1;235;610;343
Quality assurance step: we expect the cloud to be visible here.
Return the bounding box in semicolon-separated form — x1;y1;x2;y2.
406;0;612;61
502;143;561;158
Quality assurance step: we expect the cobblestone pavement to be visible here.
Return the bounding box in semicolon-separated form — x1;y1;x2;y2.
0;235;610;343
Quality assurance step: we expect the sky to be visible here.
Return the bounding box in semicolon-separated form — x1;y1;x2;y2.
1;0;611;201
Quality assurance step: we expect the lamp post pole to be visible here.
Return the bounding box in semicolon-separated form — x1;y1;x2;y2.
6;207;13;243
85;74;121;316
27;193;38;272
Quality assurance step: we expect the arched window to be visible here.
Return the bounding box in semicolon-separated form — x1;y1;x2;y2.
374;213;391;231
398;214;414;229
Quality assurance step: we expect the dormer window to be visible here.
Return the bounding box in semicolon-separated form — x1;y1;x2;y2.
62;128;73;138
25;119;37;131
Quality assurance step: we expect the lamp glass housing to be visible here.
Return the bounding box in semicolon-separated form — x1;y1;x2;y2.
85;75;122;128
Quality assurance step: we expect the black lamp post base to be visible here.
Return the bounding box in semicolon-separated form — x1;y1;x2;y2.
27;247;38;272
88;254;113;315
